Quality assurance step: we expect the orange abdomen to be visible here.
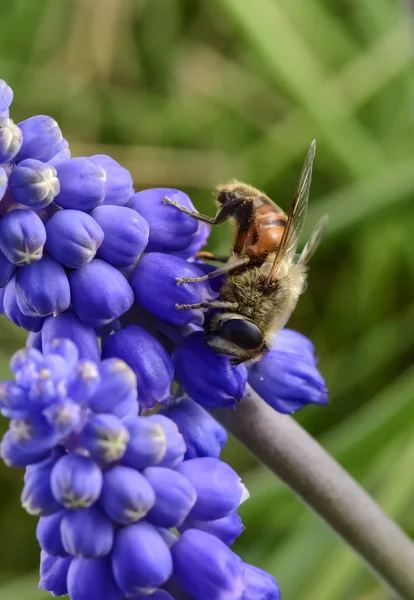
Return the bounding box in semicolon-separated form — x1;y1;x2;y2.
246;204;286;259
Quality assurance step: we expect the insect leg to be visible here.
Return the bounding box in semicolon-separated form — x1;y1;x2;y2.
176;257;249;285
163;195;249;226
195;251;229;263
175;301;238;310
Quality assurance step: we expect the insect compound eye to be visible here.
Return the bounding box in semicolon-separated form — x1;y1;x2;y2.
220;318;264;350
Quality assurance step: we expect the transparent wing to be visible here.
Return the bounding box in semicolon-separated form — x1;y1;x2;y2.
297;214;329;266
265;140;316;285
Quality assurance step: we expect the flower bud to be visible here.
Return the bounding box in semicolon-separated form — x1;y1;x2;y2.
90;154;134;206
175;222;210;259
61;505;114;557
248;328;328;414
146;415;185;468
91;205;149;267
0;208;46;265
8;159;59;209
144;467;196;528
9;413;61;455
45;209;104;268
51;453;103;508
15;255;70;317
0;247;16;288
0;80;13;117
122;417;167;470
2;276;44;331
177;457;248;521
102;325;173;410
42;312;101;362
0;165;8;201
0;429;50;466
16;115;66;162
69;259;134;327
131;253;216;326
81;414;129;464
21;451;62;515
47;139;71;166
100;465;156;525
0;117;22;162
174;332;247;409
43;397;82;437
88;358;138;418
128;188;198;253
179;511;244;547
66;359;100;402
241;563;281;600
0;379;28;418
171;529;244;600
68;556;124;600
55;157;106;210
161;397;227;459
39;551;72;597
36;510;67;556
112;521;173;592
47;337;79;371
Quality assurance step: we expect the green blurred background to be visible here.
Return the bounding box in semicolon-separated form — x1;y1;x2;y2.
1;0;414;598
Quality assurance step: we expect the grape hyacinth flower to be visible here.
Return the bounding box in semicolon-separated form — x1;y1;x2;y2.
0;341;282;600
0;76;327;417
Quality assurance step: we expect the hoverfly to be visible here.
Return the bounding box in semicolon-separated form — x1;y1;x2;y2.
163;141;327;364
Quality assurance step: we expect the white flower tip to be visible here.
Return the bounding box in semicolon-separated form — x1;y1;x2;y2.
240;482;250;505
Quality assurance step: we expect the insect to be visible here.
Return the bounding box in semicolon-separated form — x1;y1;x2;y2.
163;140;328;365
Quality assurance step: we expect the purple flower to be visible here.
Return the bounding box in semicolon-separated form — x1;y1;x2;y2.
0;247;16;288
0;208;46;265
87;357;139;418
41;312;101;361
248;328;328;414
0;117;22;162
171;529;244;600
40;552;72;596
2;276;45;331
241;563;281;600
177;457;248;521
60;505;114;557
55;157;106;210
36;511;67;556
51;454;103;508
80;414;130;464
69;259;134;327
0;80;13;117
21;450;63;515
179;511;244;547
8;159;59;209
15;255;70;317
0;165;8;202
161;397;227;459
45;209;104;268
174;332;247;409
131;253;217;326
100;465;156;525
144;466;196;528
67;556;124;600
89;154;134;206
102;325;174;410
111;521;173;592
127;188;199;253
15;115;66;163
91;205;149;267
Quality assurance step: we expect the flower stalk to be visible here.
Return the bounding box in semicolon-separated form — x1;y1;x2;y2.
212;385;414;600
